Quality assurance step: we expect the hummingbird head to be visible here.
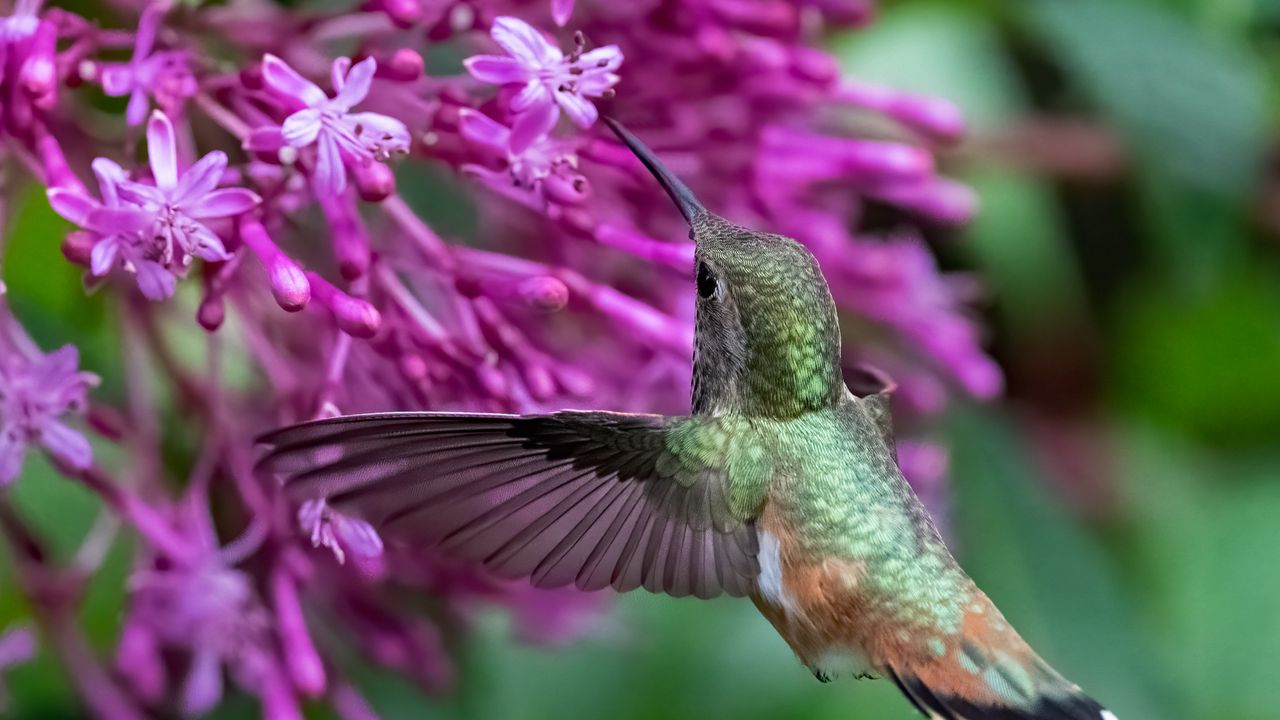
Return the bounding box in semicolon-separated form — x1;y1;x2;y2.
603;118;843;418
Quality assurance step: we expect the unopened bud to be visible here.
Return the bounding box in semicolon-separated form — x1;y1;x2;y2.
307;272;381;338
516;276;569;312
352;161;396;202
240;218;311;311
385;49;425;81
197;295;225;331
61;231;96;266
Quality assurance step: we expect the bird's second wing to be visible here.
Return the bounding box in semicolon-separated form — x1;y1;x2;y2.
257;411;762;599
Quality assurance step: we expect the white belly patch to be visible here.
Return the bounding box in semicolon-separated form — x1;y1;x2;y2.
814;646;876;680
757;530;799;618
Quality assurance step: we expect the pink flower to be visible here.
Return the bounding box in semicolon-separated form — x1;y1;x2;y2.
99;5;197;126
458;108;588;207
116;111;261;269
0;343;98;484
465;16;622;150
249;55;410;196
48;157;177;300
298;499;384;565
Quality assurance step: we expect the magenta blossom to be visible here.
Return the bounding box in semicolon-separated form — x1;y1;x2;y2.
465;16;622;150
48;157;177;300
99;4;196;126
458;108;588;208
117;110;260;268
249;54;410;196
0;341;98;484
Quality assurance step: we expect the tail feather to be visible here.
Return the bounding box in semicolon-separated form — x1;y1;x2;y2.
888;663;1114;720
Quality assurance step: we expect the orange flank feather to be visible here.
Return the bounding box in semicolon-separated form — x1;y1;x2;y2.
751;508;1112;720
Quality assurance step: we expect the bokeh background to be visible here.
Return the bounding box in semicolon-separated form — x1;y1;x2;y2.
4;0;1280;718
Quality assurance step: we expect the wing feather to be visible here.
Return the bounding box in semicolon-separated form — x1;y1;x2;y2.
258;411;763;598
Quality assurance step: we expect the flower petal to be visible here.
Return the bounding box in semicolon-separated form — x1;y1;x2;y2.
331;56;375;111
133;3;160;62
186;188;260;219
115;181;165;208
281;108;323;148
510;81;550;113
311;133;346;195
91;158;127;205
556;91;598;128
40;420;92;470
46;188;96;225
90;236;121;276
490;16;561;67
333;515;384;559
125;89;150;127
183;222;232;262
457;109;511;151
0;431;27;487
172;151;228;207
244;126;286;152
551;0;574;27
578;46;624;73
261;54;327;108
509;100;559;154
345;112;411;150
99;64;135;96
86;206;154;235
33;345;81;388
463;55;529;85
133;260;177;301
145;110;179;191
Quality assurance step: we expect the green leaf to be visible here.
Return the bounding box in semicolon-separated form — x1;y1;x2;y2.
1025;0;1267;200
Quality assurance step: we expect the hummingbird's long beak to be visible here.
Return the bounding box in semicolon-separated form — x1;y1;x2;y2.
602;117;706;225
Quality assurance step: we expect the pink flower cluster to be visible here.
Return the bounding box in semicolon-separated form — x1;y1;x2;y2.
0;0;997;717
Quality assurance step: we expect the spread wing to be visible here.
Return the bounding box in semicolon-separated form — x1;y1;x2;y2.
257;412;762;599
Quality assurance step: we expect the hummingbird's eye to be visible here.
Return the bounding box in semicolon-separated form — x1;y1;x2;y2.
696;262;719;299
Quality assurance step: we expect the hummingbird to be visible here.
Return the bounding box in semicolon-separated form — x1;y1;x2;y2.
259;118;1116;720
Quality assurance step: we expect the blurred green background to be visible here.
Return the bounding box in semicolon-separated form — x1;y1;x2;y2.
5;0;1280;717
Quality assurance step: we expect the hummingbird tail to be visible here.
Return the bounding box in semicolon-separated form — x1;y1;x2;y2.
877;592;1115;720
886;663;1115;720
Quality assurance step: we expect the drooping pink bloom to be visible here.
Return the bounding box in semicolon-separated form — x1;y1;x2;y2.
298;499;384;565
99;4;197;126
465;16;622;149
116;110;261;268
249;55;410;196
0;341;98;484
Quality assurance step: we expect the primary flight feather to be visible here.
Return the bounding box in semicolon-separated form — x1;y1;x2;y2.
259;117;1115;720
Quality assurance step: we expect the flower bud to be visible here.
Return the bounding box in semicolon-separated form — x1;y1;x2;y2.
307;272;381;338
61;231;96;266
515;276;568;312
240;218;311;311
351;161;396;203
197;295;225;331
384;49;425;82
